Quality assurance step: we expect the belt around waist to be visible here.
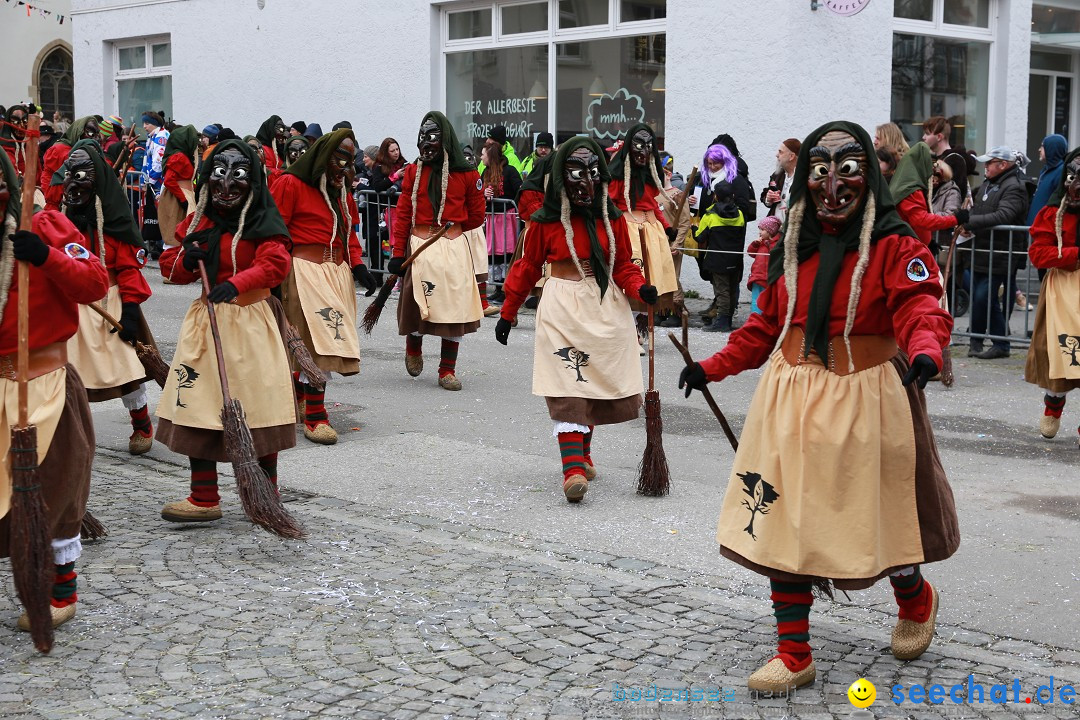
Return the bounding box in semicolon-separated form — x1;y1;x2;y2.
780;327;898;376
230;288;271;307
411;223;463;240
624;209;659;225
0;342;68;381
292;244;345;265
548;258;595;281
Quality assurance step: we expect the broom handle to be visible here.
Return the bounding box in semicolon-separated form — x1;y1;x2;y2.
638;227;654;391
668;332;739;452
86;301;124;333
672;167;698;246
940;226;964;293
401;221;455;273
16;113;42;428
196;259;233;405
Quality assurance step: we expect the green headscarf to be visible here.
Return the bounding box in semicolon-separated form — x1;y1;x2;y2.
282;127;355;240
1046;146;1080;208
0;141;22;226
767;121;913;361
62;139;144;249
183;139;289;282
889;141;933;205
57;116;99;148
530;136;623;300
413;111;473;221
256;115;283;148
164;124;199;162
606;122;665;210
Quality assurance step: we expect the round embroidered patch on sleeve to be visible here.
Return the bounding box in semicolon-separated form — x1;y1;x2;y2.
136;248;148;266
477;178;483;191
64;242;90;260
906;257;930;282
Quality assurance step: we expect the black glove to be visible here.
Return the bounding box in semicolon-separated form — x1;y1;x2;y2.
113;302;141;342
387;256;406;277
352;264;378;296
952;208;970;226
182;245;209;273
902;354;938;389
639;285;658;305
11;230;50;267
678;362;708;399
207;281;239;304
665;226;678;245
495;317;512;345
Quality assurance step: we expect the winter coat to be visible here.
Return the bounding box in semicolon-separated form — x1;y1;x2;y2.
695;202;746;276
963;166;1030;274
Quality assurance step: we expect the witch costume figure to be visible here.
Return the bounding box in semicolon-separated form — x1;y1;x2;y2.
159;124;199;248
157;139;297;523
1025;147;1080;445
61;140;158;455
679;122;960;694
388;111;485;391
607;123;680;318
0;148;109;635
495;138;656;503
41;116;102;212
271;128;377;445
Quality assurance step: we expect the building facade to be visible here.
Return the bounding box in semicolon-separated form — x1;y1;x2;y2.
69;0;1077;189
1;0;74;120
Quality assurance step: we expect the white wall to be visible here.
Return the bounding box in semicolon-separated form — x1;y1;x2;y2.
72;0;435;145
995;0;1033;153
0;0;72;110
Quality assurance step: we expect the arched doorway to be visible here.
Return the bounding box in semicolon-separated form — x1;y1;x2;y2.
38;46;74;120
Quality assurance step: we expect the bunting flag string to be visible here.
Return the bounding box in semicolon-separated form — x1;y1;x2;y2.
2;0;66;24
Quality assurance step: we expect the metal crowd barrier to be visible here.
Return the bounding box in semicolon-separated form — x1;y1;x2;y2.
123;169;143;226
941;224;1036;349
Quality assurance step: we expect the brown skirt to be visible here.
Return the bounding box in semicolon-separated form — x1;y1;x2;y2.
155;297;297;463
397;269;480;338
85;306;157;402
1024;272;1080;393
283;266;359;376
0;366;93;557
545;395;642;426
719;353;960;591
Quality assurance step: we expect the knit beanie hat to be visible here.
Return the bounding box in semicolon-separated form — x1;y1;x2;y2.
782;138;802;155
100;114;124;138
758;215;782;236
363;145;379;161
201;124;220;139
290;120;307;134
488;125;508;145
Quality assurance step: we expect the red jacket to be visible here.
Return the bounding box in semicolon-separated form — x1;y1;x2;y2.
163;153;195;203
896;191;957;247
0;210;110;354
41;142;72;211
80;229;152;304
391;163;485;255
517;189;544;223
699;232;952;381
270;173;365;267
500;214;646;322
159;215;291;292
1029;205;1080;270
746;233;779;290
262;144;279;170
0;140;26;178
608;180;671;229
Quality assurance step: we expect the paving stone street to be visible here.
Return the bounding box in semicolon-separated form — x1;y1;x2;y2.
2;278;1079;719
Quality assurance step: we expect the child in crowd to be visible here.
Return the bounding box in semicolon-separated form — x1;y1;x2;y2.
695;179;746;333
746;215;782;315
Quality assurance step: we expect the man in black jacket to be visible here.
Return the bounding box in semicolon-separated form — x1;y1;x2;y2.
959;147;1030;359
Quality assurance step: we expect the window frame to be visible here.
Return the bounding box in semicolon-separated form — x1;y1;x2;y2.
111;35;172;124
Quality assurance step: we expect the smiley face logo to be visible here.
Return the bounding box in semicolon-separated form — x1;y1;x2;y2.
847;678;876;708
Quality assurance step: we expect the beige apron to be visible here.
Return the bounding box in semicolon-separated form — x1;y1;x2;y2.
532;277;643;400
1;368;67;520
290;258;360;361
625;213;678;297
157;299;294;430
465;227;489;277
409;233;483;324
66;285;145;390
158;182;195;247
1043;267;1080;381
717;351;924;580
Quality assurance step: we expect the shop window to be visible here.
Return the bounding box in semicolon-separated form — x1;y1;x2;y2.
558;0;607;29
1032;4;1080;34
503;2;548;34
1031;49;1072;73
449;8;493;40
114;38;172;126
891;32;989;154
447;45;549;159
620;0;664;23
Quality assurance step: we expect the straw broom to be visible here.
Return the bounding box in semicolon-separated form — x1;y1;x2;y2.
636;228;671;497
360;222;454;334
939;226;965;388
196;260;305;539
668;332;739;452
9;113;54;652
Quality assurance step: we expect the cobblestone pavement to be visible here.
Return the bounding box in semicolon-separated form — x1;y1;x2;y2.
1;449;1078;720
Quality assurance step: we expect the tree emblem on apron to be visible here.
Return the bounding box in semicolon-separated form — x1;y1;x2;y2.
317;307;345;340
738;471;779;541
1058;334;1080;367
421;281;436;297
554;347;590;383
174;363;200;408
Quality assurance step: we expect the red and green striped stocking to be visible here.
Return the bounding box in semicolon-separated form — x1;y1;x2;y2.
557;431;586;481
771;579;813;671
189;457;220;507
51;562;77;608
